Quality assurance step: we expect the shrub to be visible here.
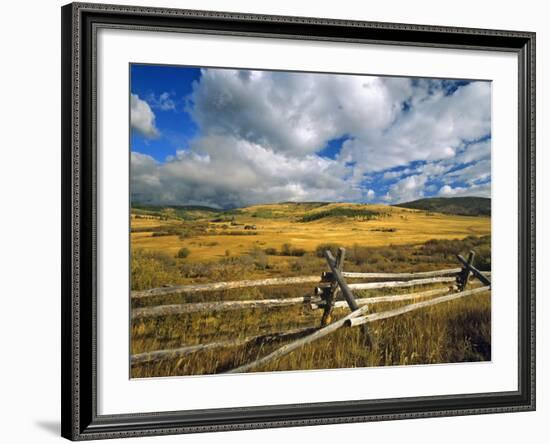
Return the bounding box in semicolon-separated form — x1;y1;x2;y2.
475;245;491;271
264;247;278;255
176;247;190;258
290;247;306;257
278;243;305;256
151;231;172;237
290;258;305;272
281;243;292;256
347;244;370;265
225;231;258;236
289;254;321;273
315;243;339;258
370;227;397;233
130;226;154;233
299;208;380;222
131;249;180;290
249;247;269;270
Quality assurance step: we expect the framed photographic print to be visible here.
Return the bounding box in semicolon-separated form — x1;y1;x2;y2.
61;2;536;440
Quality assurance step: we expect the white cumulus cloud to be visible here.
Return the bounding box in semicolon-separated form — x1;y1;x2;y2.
131;93;160;138
131;135;361;208
383;174;428;203
131;69;492;207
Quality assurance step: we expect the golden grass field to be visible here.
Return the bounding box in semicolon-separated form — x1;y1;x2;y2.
131;202;490;267
130;202;491;378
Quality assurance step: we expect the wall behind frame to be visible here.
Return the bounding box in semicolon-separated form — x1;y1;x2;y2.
0;0;545;443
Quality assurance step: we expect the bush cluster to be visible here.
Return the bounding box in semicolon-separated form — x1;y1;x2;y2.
176;247;190;259
299;207;382;222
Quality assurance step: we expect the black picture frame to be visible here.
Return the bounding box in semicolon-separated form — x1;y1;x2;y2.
61;2;536;440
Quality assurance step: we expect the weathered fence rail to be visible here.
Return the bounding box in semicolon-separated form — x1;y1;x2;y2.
131;326;317;365
130;275;491;320
310;287;450;310
131;248;492;372
133;296;312;319
332;276;456;291
227;285;490;373
132;279;461;319
131;268;473;299
131;275;321;299
132;287;460;320
346;286;490;327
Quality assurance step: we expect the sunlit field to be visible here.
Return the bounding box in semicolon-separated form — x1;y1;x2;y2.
130;202;491;378
131;202;490;274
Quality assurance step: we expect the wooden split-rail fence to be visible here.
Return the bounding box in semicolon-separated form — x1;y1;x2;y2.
131;248;491;373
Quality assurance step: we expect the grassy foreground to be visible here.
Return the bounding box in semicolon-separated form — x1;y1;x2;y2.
130;202;491;377
132;291;490;377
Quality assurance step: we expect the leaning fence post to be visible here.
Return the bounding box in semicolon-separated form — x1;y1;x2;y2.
456;253;492;287
456;250;475;291
324;248;372;346
319;248;345;326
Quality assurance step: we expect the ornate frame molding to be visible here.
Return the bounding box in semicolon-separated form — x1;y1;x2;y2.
61;3;535;440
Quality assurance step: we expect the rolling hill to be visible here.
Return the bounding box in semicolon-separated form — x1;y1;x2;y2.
394;196;491;216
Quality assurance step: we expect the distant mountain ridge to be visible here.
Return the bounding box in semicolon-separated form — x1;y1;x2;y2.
132;198;491;219
133;204;220;212
394;197;491;216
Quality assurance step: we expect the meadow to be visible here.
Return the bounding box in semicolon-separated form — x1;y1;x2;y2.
130;201;491;377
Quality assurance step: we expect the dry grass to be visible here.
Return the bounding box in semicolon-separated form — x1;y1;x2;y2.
131;289;490;377
130;203;490;262
129;202;491;378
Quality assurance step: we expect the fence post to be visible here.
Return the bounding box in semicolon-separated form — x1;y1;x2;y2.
320;248;345;326
456;253;492;287
456;250;475;291
324;248;372;346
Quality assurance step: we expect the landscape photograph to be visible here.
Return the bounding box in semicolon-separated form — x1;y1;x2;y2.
129;64;492;378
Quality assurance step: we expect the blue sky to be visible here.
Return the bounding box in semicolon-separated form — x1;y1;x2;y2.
130;65;200;161
130;64;491;208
